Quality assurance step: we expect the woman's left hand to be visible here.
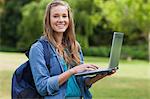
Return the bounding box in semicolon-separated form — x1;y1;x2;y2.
85;69;116;86
95;69;116;80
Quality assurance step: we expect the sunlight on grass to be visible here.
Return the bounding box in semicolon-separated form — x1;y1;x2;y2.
0;52;27;71
85;56;150;79
0;70;12;99
91;77;150;99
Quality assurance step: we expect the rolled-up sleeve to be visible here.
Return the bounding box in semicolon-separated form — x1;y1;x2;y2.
29;42;59;96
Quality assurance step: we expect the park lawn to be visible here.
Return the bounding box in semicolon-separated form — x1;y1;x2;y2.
85;56;150;99
0;52;150;99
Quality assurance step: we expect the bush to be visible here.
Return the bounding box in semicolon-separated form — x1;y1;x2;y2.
0;46;19;52
0;44;148;60
77;34;89;49
83;46;110;57
121;45;148;60
82;45;148;60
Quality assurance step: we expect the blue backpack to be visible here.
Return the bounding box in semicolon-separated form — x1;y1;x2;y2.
11;40;51;99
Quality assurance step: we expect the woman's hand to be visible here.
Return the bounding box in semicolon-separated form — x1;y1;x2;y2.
85;69;116;86
69;64;99;74
95;69;116;80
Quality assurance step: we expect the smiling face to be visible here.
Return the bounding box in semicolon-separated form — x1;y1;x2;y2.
43;1;80;65
50;5;69;34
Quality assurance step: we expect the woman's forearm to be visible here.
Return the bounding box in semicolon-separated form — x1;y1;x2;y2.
58;69;75;86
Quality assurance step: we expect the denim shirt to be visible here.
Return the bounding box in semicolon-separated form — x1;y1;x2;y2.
29;37;92;99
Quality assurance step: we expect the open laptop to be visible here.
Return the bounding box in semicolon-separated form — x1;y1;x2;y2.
75;32;124;76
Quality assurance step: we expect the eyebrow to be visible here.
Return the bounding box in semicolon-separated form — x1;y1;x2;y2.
52;13;68;15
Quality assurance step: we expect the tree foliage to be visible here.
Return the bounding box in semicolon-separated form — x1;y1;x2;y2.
17;0;52;50
98;0;149;44
0;0;149;60
0;0;35;47
0;0;22;47
98;0;150;60
66;0;103;47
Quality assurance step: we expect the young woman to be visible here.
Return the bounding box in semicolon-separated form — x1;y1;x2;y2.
29;0;115;99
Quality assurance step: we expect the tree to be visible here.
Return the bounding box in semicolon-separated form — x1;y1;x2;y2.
0;0;35;48
66;0;103;48
17;0;52;50
134;0;150;62
0;0;22;47
98;0;149;61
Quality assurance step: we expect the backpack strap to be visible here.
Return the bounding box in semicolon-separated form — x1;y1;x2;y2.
25;39;51;72
39;40;50;71
25;40;39;58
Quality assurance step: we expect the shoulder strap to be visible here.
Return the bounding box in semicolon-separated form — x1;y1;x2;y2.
25;40;38;58
39;40;50;71
25;39;51;72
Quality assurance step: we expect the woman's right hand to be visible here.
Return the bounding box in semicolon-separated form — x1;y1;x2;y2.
69;64;99;74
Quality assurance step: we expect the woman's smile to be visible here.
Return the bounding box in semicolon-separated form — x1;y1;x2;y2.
56;23;66;28
50;5;69;33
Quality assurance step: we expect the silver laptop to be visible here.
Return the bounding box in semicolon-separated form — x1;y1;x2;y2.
75;32;124;76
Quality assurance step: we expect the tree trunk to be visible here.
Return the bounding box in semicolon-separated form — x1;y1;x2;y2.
148;32;150;63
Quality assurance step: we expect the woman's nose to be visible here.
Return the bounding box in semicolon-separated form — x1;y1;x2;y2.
58;16;63;22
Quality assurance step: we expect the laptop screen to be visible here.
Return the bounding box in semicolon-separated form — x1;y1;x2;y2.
108;32;124;68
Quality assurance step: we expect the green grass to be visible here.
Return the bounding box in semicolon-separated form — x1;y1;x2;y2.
91;77;149;99
85;56;150;99
0;52;150;99
0;70;13;99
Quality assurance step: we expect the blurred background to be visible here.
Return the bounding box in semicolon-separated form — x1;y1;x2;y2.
0;0;150;61
0;0;150;99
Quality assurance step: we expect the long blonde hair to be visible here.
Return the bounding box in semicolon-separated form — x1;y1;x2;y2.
43;0;80;66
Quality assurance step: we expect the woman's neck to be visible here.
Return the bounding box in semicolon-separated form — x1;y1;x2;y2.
54;32;64;45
